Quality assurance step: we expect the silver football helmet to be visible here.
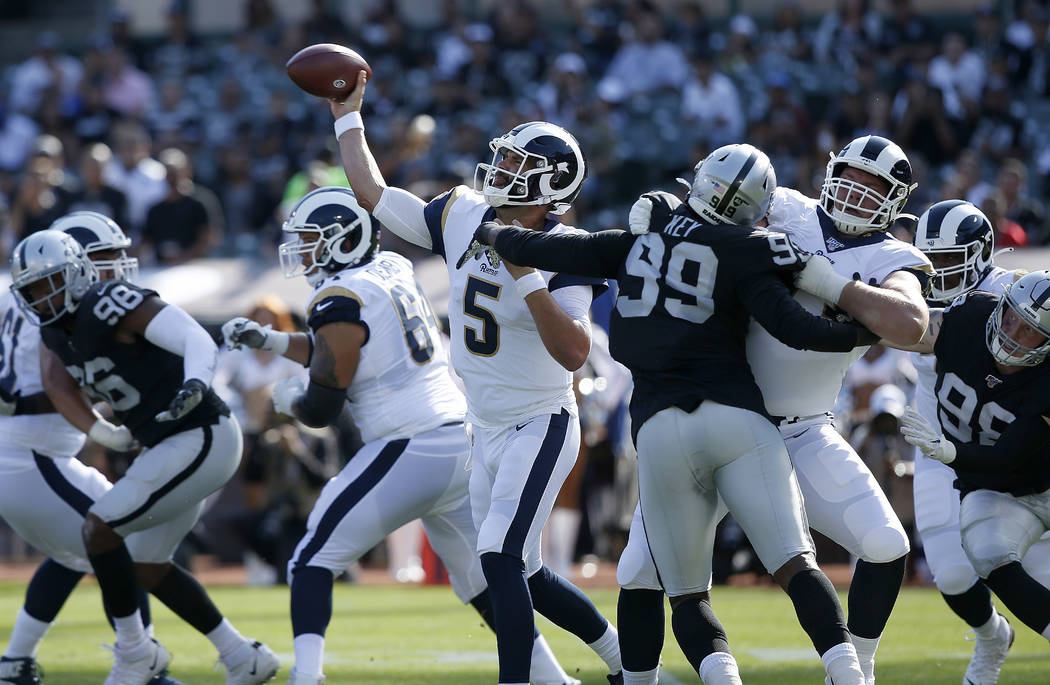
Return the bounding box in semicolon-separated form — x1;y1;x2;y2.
10;230;98;325
986;270;1050;367
474;121;586;215
279;187;377;286
914;200;994;303
820;135;916;235
686;143;776;226
48;211;139;281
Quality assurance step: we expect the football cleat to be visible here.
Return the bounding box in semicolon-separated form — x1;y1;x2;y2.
224;641;280;685
103;639;170;685
0;656;42;685
607;672;624;685
963;613;1014;685
149;669;188;685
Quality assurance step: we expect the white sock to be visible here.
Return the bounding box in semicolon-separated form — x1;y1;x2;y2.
206;618;247;661
293;633;325;678
543;508;582;578
530;633;572;684
3;609;51;658
849;633;878;681
822;641;863;683
622;666;660;684
113;612;148;651
973;611;1002;639
586;623;622;674
698;651;742;684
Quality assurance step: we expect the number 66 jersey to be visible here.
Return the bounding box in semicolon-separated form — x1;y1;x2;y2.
40;280;227;447
306;251;466;443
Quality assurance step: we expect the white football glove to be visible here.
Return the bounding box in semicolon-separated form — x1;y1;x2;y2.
272;377;305;416
794;255;852;304
89;419;138;452
899;407;956;464
628;196;653;235
221;317;290;354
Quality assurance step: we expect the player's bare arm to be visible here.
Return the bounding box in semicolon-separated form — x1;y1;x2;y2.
39;344;97;433
505;258;591;372
798;255;928;345
839;269;929;345
330;72;385;212
883;308;942;354
279;322;364;428
308;322;364;389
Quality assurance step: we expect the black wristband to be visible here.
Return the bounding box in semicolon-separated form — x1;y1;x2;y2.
291;379;346;428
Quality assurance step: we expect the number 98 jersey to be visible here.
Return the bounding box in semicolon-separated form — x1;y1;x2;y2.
41;280;227;447
306;251;466;443
934;291;1050;496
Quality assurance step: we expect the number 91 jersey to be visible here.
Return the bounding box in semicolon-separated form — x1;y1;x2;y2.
40;280;227;447
306;251;466;443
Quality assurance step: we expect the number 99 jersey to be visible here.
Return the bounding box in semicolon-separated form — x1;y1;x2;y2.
41;280;228;447
306;251;466;443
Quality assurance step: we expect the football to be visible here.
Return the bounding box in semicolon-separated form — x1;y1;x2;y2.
285;43;372;100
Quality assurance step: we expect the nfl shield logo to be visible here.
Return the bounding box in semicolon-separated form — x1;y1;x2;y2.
985;374;1003;388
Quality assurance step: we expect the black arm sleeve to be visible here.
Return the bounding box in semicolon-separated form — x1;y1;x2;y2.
487;226;632;278
950;413;1050;474
740;272;869;352
13;391;56;415
291;380;346;428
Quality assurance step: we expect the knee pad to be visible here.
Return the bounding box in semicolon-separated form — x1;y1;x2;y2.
933;562;980;596
858;525;910;564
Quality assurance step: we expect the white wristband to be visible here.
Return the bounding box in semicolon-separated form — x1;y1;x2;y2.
334;111;363;138
266;330;290;355
515;271;547;299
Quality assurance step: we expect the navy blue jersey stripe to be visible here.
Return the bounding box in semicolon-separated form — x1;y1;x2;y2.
713;151;758;217
859;135;888;161
106;424;214;529
922;199;966;241
423;192;453;260
34;452;94;516
501;408;571;559
291;438;409;569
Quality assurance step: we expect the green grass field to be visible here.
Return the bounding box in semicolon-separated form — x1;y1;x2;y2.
1;581;1047;684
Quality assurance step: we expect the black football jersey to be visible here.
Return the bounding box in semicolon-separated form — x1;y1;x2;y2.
488;209;871;436
41;280;227;447
934;291;1050;496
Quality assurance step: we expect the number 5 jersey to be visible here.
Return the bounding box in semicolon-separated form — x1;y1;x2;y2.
40;280;227;447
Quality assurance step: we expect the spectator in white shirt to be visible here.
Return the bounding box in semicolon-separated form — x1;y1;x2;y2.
927;32;985;121
597;9;690;100
681;53;745;149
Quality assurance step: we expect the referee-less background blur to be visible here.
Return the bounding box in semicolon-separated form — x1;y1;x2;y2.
1;0;1049;596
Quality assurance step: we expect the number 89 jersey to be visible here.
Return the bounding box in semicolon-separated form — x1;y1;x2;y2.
41;280;227;447
306;251;466;443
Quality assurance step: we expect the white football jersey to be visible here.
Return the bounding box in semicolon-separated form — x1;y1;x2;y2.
427;186;602;427
307;252;466;443
0;292;86;461
747;187;934;417
912;266;1017;423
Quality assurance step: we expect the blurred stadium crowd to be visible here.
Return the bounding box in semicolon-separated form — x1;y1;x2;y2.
0;0;1049;584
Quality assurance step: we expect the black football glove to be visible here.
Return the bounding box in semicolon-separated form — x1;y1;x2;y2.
155;378;207;422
